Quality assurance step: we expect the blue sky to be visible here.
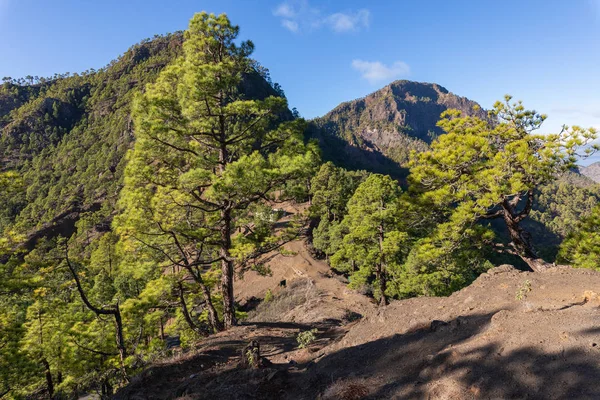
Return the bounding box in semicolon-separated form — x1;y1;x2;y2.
1;0;600;159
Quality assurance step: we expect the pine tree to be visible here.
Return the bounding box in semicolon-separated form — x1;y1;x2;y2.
558;204;600;269
310;162;366;222
331;174;408;306
309;163;367;260
116;12;317;329
409;96;597;272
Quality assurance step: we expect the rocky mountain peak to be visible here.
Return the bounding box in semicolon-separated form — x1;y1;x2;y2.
309;80;485;176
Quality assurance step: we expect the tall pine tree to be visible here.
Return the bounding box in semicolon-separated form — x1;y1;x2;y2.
331;174;408;306
116;12;317;329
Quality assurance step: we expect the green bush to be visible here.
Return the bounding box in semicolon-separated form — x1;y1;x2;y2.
297;328;318;349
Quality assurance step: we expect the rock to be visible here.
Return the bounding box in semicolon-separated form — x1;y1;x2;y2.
430;320;449;332
487;265;518;276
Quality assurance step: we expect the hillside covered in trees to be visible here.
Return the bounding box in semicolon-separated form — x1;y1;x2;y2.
2;11;600;400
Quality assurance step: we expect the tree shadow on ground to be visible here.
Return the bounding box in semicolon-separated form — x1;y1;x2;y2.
292;312;600;400
115;312;600;399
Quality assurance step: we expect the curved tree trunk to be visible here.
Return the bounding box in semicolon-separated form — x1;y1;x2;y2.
65;248;128;381
183;267;222;332
198;280;223;332
501;196;553;272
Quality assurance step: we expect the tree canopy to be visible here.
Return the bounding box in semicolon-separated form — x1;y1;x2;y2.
408;97;598;271
116;12;319;330
330;174;408;305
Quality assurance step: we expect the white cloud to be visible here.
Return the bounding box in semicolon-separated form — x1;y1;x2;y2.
352;60;411;84
274;3;296;19
325;9;370;33
281;19;299;33
273;1;370;34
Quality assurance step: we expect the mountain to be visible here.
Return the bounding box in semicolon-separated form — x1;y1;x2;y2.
1;59;485;240
0;34;285;248
308;80;486;176
0;34;183;240
578;162;600;183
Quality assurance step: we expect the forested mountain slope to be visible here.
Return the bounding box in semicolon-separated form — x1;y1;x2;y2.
2;37;596;267
0;20;298;397
0;34;184;240
308;80;486;176
0;33;284;245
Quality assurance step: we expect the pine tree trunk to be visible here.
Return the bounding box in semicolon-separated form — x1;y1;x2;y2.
218;119;236;330
377;220;389;306
178;282;204;334
376;264;388;307
113;304;129;381
503;209;552;272
220;207;236;329
185;268;222;332
41;358;54;398
65;251;129;381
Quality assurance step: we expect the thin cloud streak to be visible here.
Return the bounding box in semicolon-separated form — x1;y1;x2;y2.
351;59;410;84
273;1;370;33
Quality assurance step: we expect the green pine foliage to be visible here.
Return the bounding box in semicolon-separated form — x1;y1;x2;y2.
408;97;597;272
0;12;313;398
558;204;600;269
309;162;369;261
530;172;600;238
116;12;319;330
331;174;409;305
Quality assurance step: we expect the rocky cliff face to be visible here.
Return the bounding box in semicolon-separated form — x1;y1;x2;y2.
309;80;486;176
578;162;600;183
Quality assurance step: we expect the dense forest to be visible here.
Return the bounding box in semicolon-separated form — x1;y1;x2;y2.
2;12;600;399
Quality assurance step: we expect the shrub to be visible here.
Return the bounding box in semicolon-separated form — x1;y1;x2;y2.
264;289;274;303
515;280;532;300
296;328;318;349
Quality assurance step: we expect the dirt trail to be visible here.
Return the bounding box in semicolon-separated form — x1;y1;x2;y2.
236;237;376;322
116;259;600;400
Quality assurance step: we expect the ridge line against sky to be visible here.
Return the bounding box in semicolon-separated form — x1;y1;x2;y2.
0;0;599;144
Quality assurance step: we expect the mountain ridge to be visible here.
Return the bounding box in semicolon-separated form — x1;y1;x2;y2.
308;79;486;176
578;161;600;183
0;33;284;244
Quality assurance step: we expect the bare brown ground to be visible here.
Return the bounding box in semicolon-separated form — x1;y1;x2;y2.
115;244;600;400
